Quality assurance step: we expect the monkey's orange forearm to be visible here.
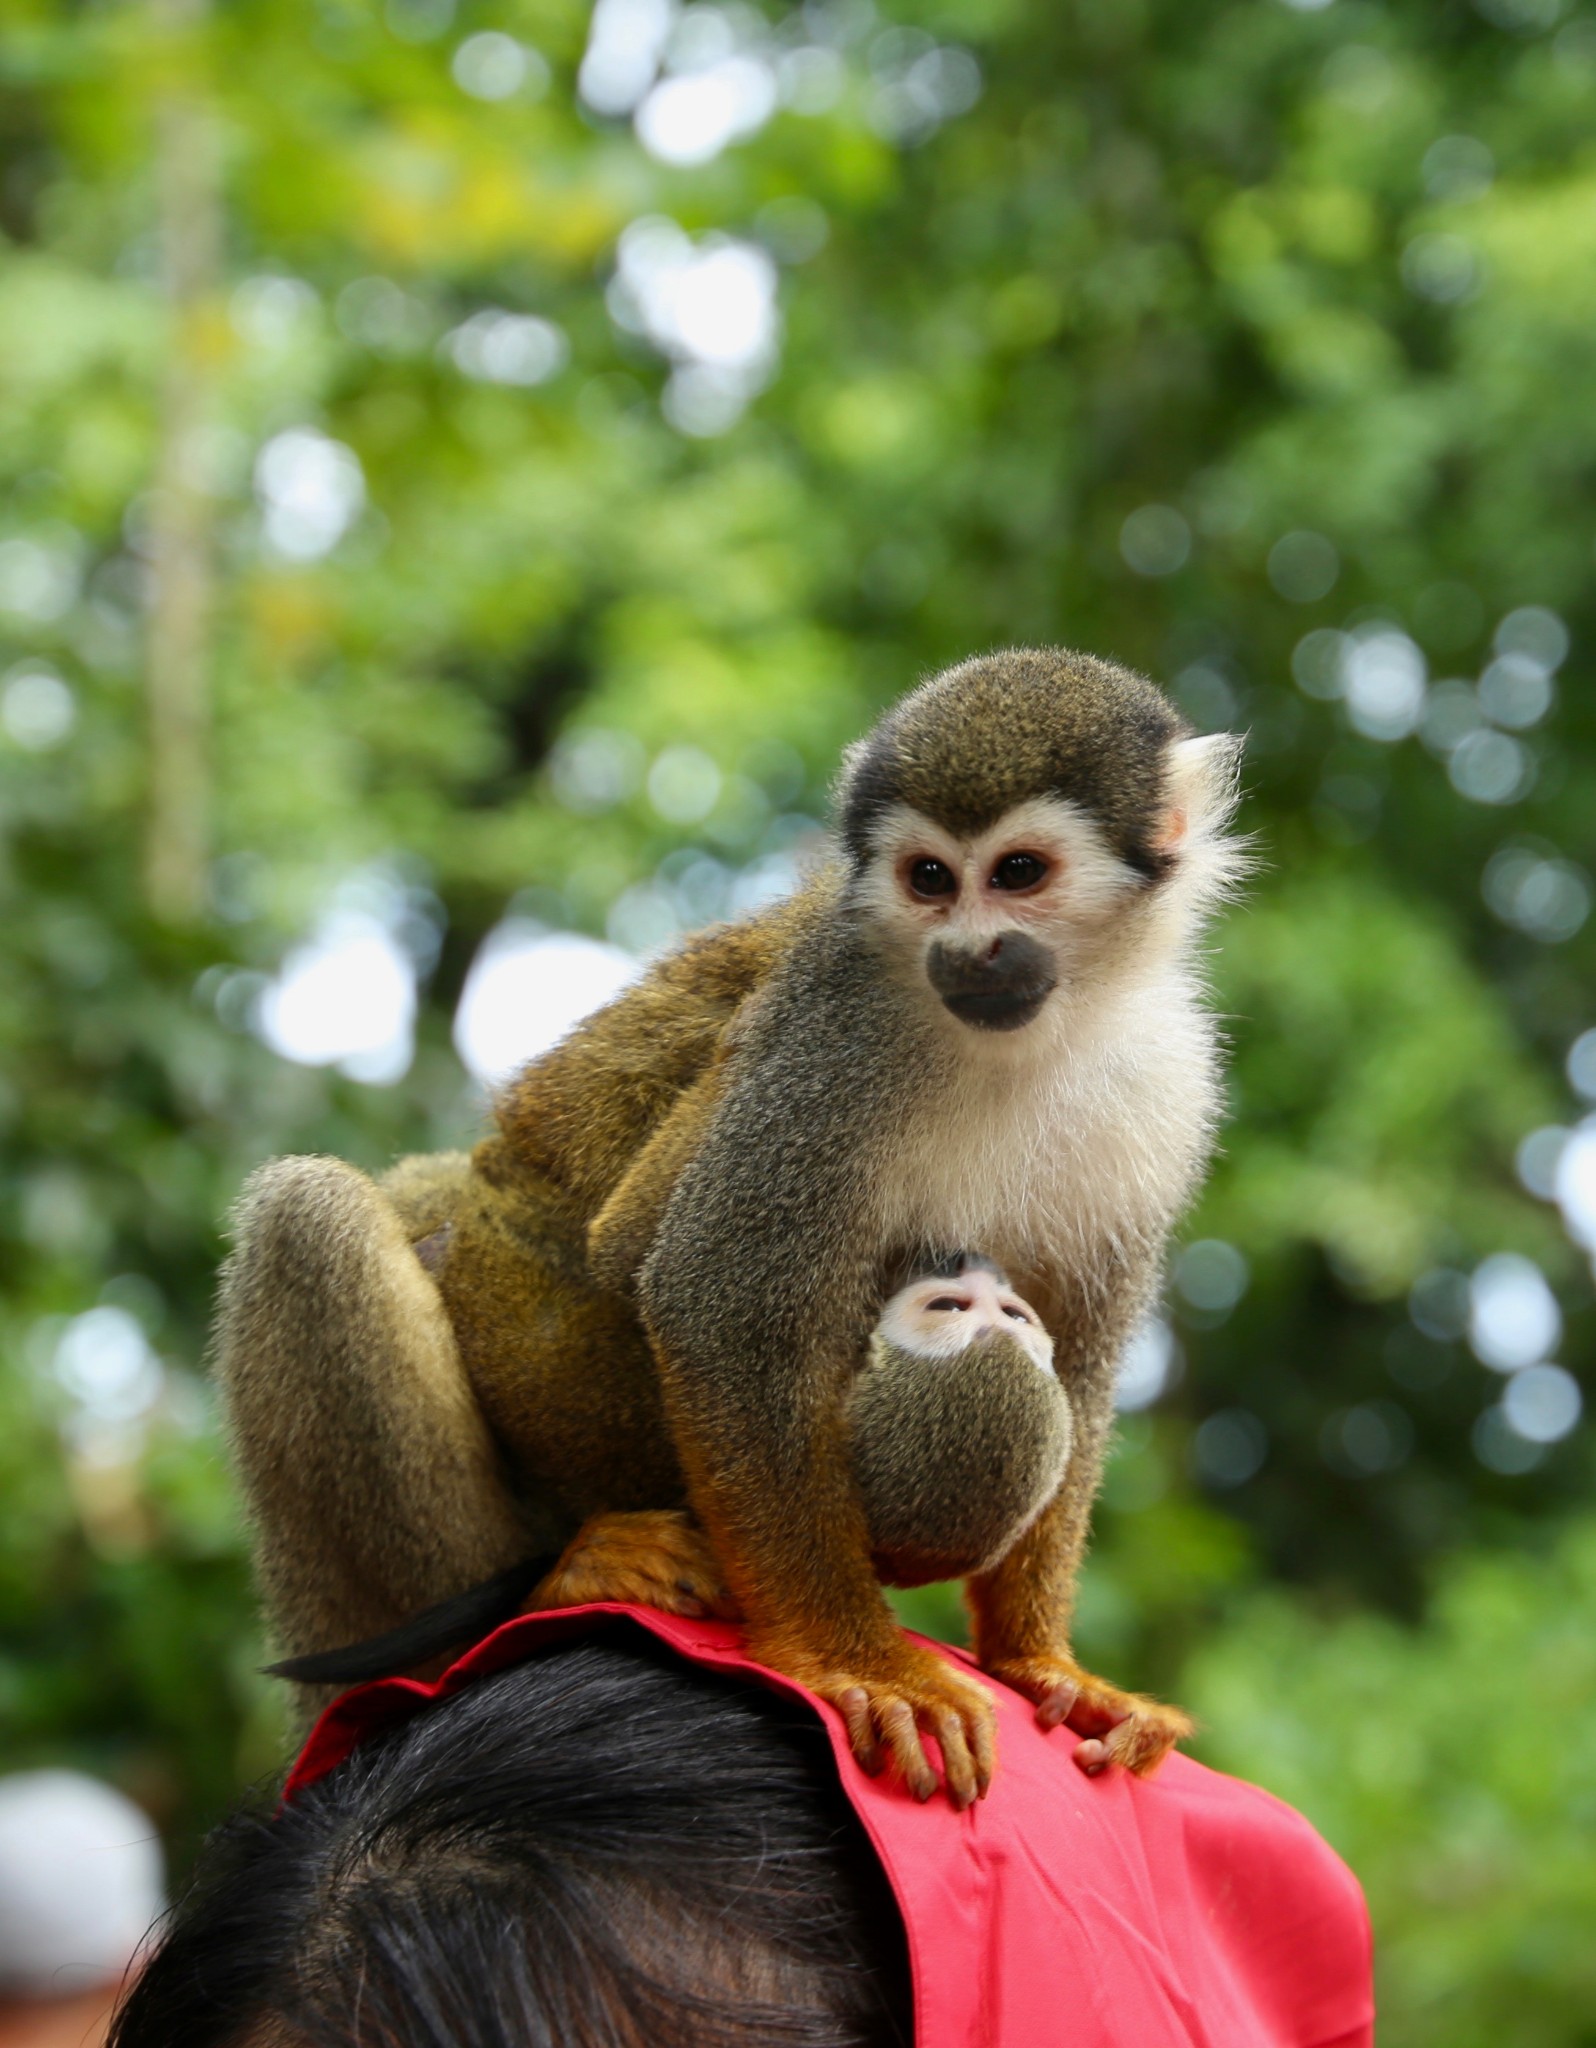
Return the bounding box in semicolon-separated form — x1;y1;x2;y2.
650;1345;903;1673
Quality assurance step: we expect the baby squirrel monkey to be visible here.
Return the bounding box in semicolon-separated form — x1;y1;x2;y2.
217;646;1242;1806
271;1254;1073;1738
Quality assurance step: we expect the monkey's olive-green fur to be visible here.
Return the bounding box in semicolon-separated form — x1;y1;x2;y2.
849;1334;1073;1587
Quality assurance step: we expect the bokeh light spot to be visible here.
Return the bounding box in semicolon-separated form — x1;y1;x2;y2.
1553;1117;1596;1251
1482;845;1591;942
1120;505;1191;577
580;0;675;116
1320;1400;1413;1477
1478;653;1554;729
1267;530;1339;603
1;664;76;750
1467;1253;1561;1372
1494;604;1568;670
647;744;722;824
452;32;547;100
1449;726;1532;804
446;311;568;386
454;925;638;1082
1343;629;1426;741
1501;1362;1581;1443
1174;1239;1249;1315
1471;1403;1546;1474
254;428;365;561
1568;1028;1596;1102
1192;1408;1267;1488
1116;1316;1182;1411
1516;1125;1567;1199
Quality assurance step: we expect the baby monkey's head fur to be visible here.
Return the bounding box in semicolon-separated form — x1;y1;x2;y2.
837;646;1244;1038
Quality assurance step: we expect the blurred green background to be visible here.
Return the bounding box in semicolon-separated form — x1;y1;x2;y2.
2;0;1594;2036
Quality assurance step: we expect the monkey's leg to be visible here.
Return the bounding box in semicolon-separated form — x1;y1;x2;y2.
529;1508;740;1621
967;1395;1194;1777
214;1156;539;1688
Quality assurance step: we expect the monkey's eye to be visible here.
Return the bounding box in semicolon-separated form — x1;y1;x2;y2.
907;858;958;900
926;1295;970;1313
1002;1304;1033;1323
990;852;1050;893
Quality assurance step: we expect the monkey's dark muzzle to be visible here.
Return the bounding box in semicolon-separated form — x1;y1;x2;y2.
927;932;1056;1033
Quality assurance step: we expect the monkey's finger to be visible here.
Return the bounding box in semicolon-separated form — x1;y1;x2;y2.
1103;1703;1194;1776
878;1696;937;1803
967;1701;997;1797
1071;1737;1113;1776
1034;1681;1081;1732
923;1704;978;1812
673;1575;743;1622
1062;1691;1129;1739
838;1687;885;1777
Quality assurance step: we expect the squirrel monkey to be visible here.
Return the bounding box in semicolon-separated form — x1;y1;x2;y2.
216;646;1241;1805
266;1254;1074;1714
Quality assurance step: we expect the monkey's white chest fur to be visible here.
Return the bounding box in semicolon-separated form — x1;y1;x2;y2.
873;976;1220;1303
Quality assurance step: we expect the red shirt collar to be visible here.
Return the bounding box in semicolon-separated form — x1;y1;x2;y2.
287;1605;1373;2048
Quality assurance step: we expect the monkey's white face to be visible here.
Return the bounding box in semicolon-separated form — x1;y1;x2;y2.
851;737;1243;1041
854;796;1153;1035
876;1267;1055;1373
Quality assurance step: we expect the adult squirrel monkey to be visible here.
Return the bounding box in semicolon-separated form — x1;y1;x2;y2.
216;647;1243;1806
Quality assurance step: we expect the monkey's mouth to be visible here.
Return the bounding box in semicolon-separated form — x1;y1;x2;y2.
940;984;1055;1032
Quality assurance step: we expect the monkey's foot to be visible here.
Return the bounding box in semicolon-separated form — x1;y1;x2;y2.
983;1655;1194;1777
528;1509;742;1624
768;1637;997;1812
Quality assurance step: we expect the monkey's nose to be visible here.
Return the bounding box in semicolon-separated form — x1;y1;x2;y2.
959;1271;1007;1332
926;930;1057;1033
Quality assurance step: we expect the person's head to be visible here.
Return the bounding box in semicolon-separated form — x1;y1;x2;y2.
111;1631;910;2048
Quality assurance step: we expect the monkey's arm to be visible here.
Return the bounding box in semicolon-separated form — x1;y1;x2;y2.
586;1067;728;1297
646;1309;995;1807
966;1304;1193;1777
214;1156;544;1718
638;1034;997;1808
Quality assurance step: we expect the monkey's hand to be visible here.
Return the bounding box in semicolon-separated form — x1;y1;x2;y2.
983;1654;1193;1778
768;1637;996;1812
528;1510;743;1623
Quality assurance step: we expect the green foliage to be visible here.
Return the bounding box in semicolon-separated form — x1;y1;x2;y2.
2;0;1593;2017
1187;1515;1596;2048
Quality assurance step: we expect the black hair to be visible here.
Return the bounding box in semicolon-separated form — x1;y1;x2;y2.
111;1626;912;2048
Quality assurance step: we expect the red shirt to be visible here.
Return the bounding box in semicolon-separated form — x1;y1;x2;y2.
289;1606;1374;2048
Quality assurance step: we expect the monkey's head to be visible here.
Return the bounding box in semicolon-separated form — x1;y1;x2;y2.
873;1251;1054;1375
837;647;1244;1036
850;1254;1071;1587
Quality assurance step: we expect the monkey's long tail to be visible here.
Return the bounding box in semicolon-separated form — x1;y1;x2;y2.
264;1554;557;1688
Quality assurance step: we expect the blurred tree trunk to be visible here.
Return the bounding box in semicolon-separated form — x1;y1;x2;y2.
143;0;219;926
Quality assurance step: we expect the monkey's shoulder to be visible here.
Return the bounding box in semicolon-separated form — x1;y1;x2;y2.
491;892;817;1207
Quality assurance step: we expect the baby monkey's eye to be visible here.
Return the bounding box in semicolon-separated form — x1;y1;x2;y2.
1002;1304;1032;1322
990;852;1050;892
926;1295;969;1313
908;859;958;900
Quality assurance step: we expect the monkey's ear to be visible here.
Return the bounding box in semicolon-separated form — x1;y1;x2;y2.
1154;732;1244;854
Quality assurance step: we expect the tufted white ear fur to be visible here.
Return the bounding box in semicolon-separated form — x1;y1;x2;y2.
1150;732;1249;920
1160;732;1244;845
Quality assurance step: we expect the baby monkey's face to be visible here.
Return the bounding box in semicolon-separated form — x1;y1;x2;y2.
877;1264;1054;1376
